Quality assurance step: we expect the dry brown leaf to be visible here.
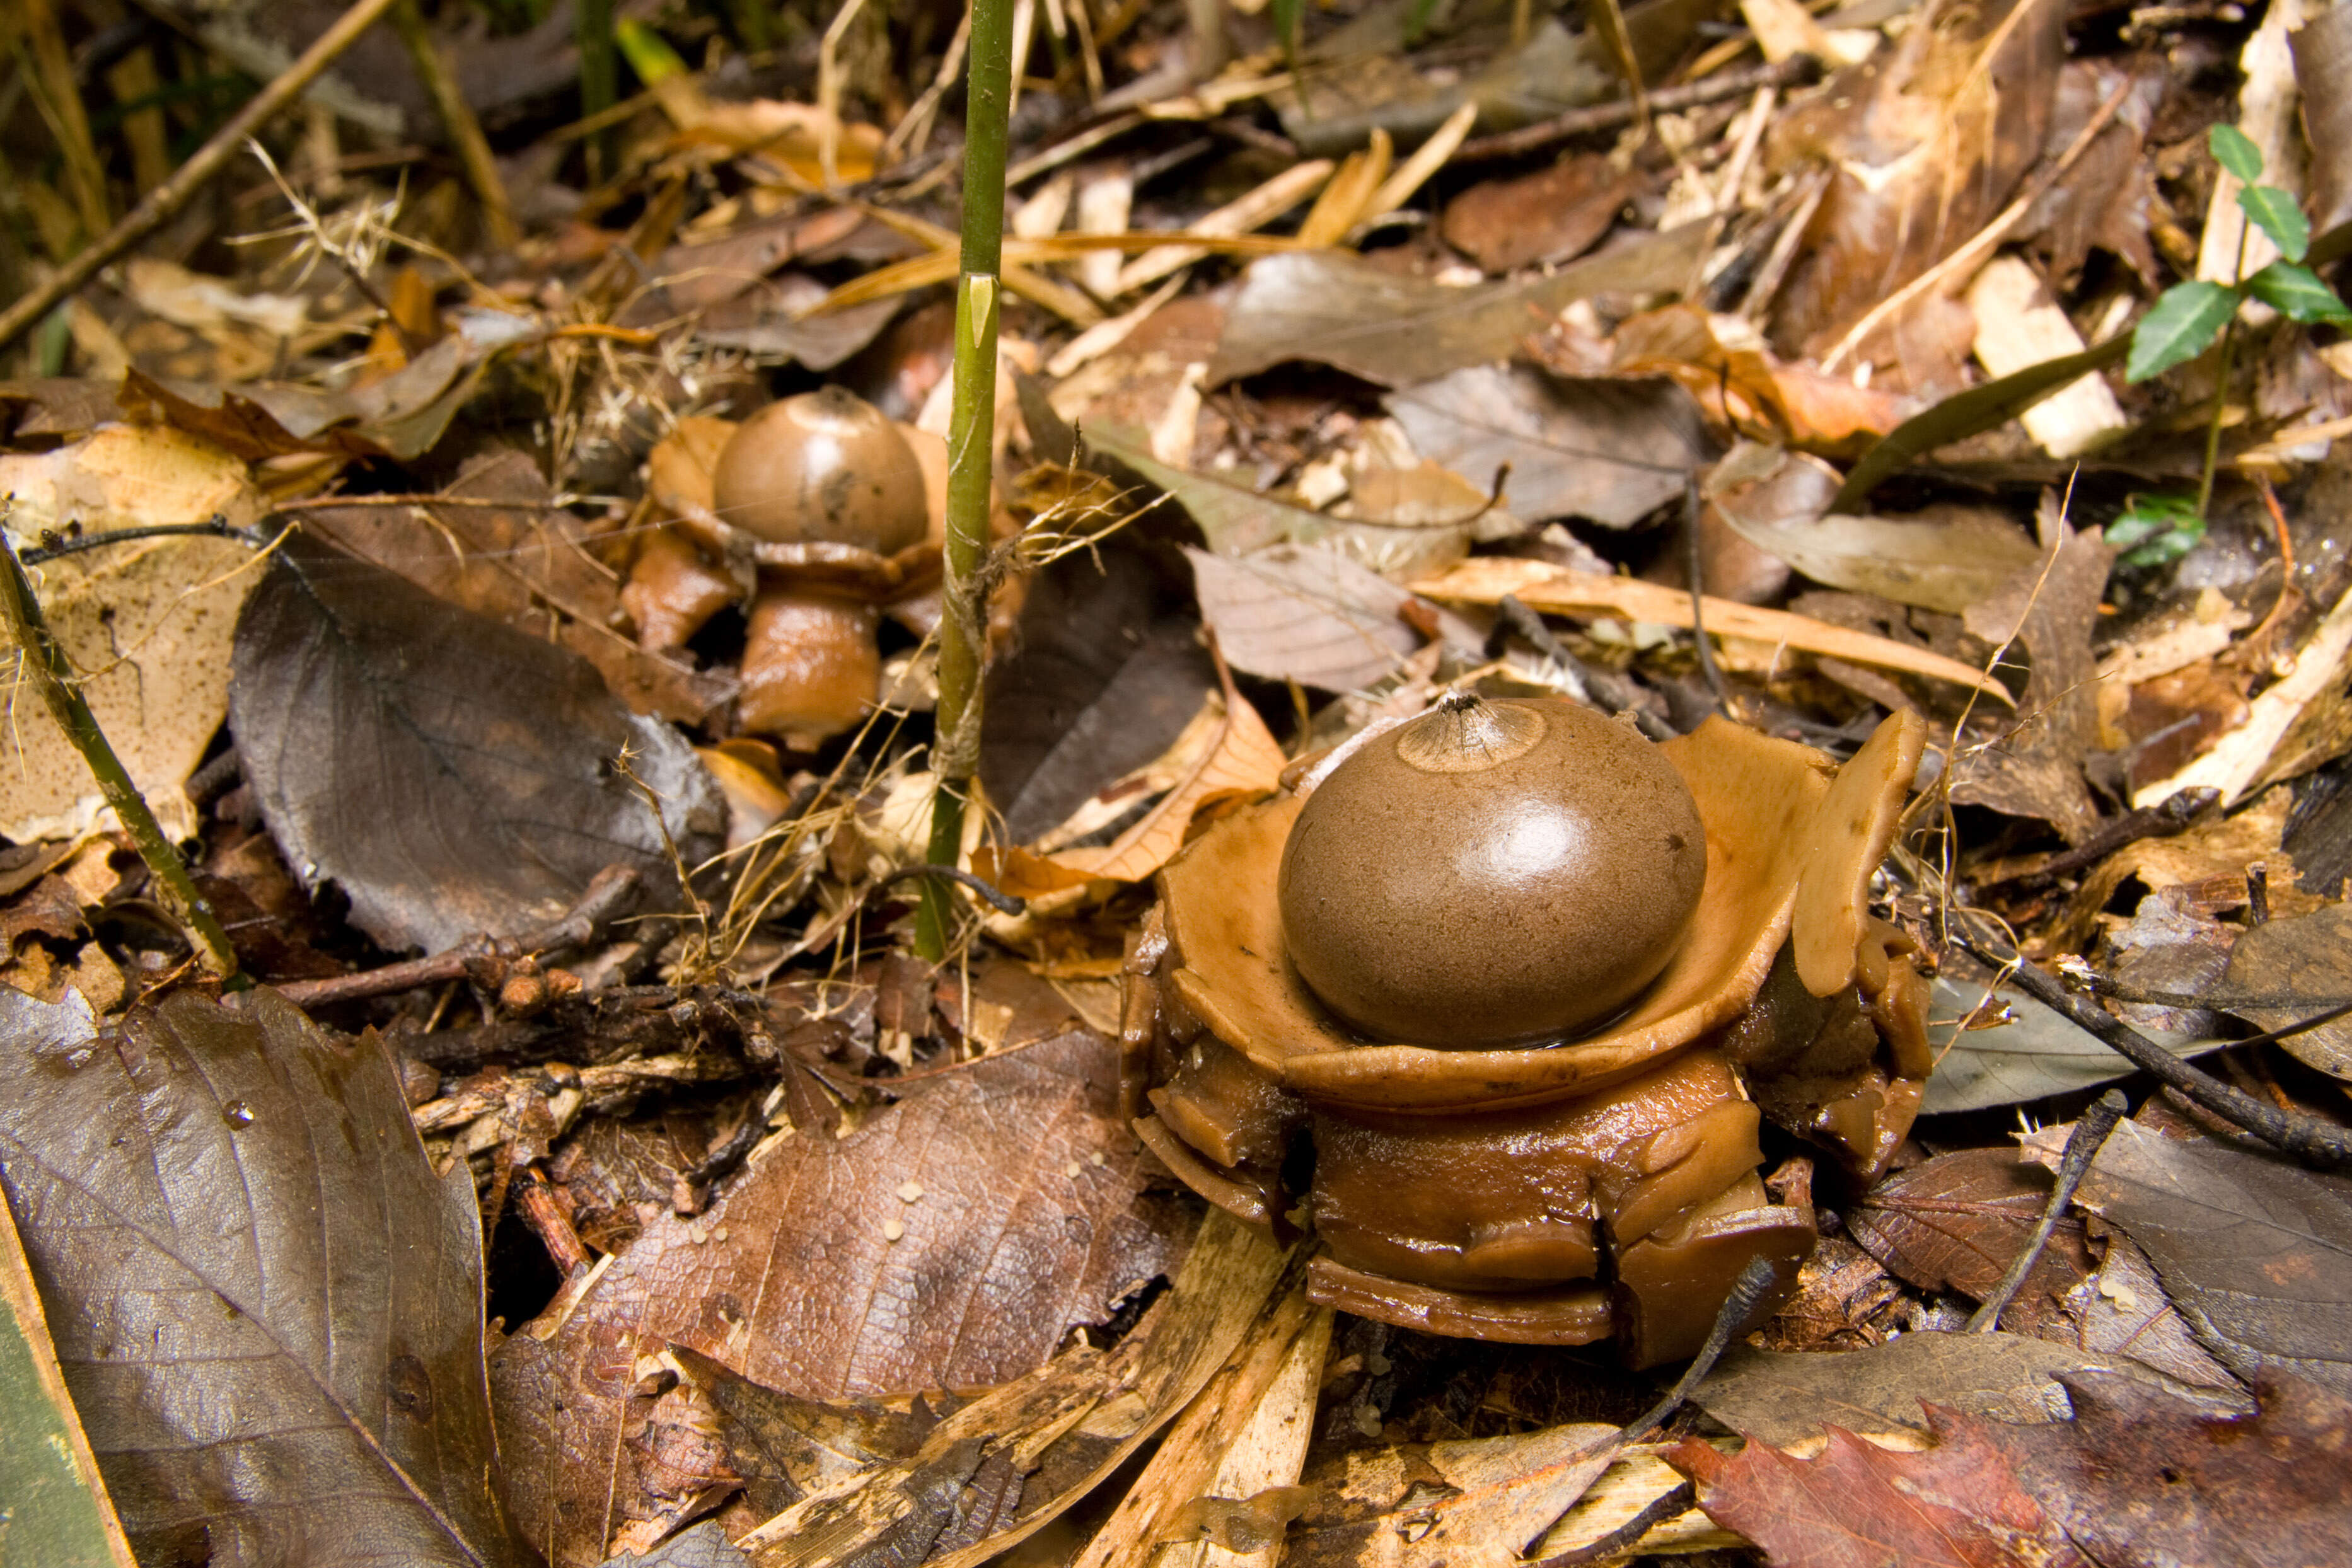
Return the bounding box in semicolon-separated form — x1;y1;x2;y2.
491;1034;1190;1566
1410;556;2015;702
1767;0;2068;360
735;1211;1289;1568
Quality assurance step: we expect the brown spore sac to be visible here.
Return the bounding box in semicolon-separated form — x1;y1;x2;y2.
1277;696;1706;1047
711;386;929;552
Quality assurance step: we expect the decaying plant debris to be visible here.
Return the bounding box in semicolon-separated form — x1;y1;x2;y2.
4;0;2352;1562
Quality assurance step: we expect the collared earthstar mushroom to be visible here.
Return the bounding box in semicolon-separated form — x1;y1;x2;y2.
1122;694;1930;1366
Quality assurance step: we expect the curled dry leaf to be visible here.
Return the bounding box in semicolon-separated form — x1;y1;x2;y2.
229;533;726;954
491;1030;1192;1566
0;424;263;843
0;988;531;1568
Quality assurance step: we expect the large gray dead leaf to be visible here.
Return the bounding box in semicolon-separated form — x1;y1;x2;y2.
2204;904;2352;1080
1185;543;1480;691
0;988;529;1568
2068;1119;2352;1397
229;533;725;954
301;449;733;725
980;543;1215;846
1090;430;1473;579
1713;505;2041;614
1695;1334;2131;1446
1385;367;1713;528
492;1031;1190;1567
1206;228;1708;388
1923;965;2222;1114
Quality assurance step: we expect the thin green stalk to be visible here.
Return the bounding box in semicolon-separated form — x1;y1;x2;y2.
2199;218;2253;522
2195;317;2235;522
915;0;1016;961
0;532;238;981
577;0;618;183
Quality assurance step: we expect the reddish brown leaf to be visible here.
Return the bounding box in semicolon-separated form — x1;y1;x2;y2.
1667;1418;2094;1568
1849;1148;2092;1332
1440;154;1640;274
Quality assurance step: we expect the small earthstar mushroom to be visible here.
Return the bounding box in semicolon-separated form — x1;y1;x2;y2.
710;389;933;747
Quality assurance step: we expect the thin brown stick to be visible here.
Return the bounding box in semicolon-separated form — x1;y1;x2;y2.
0;0;407;355
390;0;519;250
1967;1088;2126;1331
1454;55;1821;164
1954;933;2352;1169
276;866;642;1008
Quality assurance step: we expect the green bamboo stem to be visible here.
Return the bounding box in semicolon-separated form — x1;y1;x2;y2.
0;534;238;981
915;0;1016;961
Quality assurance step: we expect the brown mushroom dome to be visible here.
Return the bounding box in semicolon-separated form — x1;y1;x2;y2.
712;386;929;552
1277;694;1706;1047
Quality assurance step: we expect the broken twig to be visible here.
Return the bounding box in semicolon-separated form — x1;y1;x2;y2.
276;866;642;1008
1954;933;2352;1169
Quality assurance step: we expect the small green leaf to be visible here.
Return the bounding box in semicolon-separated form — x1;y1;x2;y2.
612;18;686;83
2210;123;2264;185
2107;493;2207;568
2237;185;2310;263
2245;260;2352;323
2127;281;2239;383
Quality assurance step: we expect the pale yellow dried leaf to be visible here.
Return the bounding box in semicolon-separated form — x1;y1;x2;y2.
1411;556;2014;703
0;427;265;841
